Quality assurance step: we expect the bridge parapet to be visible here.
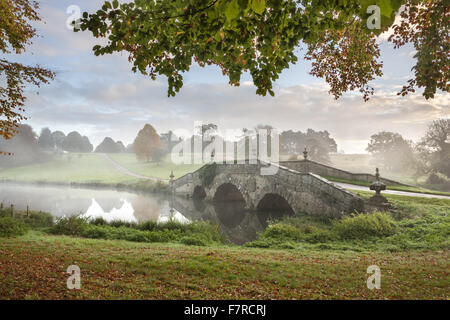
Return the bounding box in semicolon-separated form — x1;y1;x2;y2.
281;159;409;186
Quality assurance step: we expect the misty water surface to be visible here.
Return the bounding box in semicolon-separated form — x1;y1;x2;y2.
0;183;286;244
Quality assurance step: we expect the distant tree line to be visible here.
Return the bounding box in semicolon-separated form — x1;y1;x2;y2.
95;137;125;153
279;129;337;163
37;128;93;153
366;119;450;186
0;124;47;167
0;123;167;167
0;126;95;167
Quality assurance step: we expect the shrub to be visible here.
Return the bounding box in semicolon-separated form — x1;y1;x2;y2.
0;216;29;237
109;220;137;229
187;221;226;243
136;220;157;231
89;217;108;226
18;211;54;229
81;225;110;239
245;238;277;248
158;219;188;232
48;216;88;236
263;223;303;241
333;212;398;240
180;235;208;246
303;229;337;243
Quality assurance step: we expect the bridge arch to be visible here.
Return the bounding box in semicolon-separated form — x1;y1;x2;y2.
213;183;245;202
213;183;247;228
257;193;295;215
256;193;295;225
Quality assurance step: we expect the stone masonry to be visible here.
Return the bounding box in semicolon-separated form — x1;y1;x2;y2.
172;163;365;218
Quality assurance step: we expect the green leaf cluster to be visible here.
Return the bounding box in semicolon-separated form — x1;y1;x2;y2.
76;1;416;98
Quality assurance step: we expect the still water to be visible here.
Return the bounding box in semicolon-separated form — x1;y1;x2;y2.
0;183;283;244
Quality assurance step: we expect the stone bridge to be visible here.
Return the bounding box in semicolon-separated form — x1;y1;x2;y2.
172;163;364;217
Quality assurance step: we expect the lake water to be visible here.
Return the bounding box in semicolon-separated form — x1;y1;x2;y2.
0;183;284;244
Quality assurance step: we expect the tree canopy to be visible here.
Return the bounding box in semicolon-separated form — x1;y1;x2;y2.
417;119;450;178
95;137;126;153
0;0;54;148
0;124;48;166
280;128;337;163
38;127;55;150
76;0;448;100
62;131;94;153
133;124;162;162
366;131;414;172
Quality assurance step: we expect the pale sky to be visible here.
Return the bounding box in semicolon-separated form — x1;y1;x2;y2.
12;0;450;153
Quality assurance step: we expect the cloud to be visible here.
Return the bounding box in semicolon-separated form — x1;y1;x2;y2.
16;1;450;153
24;74;449;152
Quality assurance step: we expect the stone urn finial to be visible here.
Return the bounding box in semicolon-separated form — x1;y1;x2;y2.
303;147;308;160
369;168;388;205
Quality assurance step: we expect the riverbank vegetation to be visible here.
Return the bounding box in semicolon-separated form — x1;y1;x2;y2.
47;216;226;247
0;207;225;247
247;193;450;252
0;208;53;237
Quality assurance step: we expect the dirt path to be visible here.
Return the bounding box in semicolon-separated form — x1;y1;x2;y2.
101;154;166;182
335;182;450;199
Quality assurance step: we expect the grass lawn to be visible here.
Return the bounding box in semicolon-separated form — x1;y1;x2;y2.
350;189;450;206
0;153;139;184
107;153;202;180
0;231;448;300
323;175;450;197
0;153;201;184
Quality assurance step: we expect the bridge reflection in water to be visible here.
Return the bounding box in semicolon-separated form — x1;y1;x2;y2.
172;194;294;245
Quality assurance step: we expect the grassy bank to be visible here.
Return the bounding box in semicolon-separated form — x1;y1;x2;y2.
247;193;450;252
0;232;448;299
0;208;54;237
322;175;450;197
108;153;202;180
0;208;225;247
47;216;226;247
